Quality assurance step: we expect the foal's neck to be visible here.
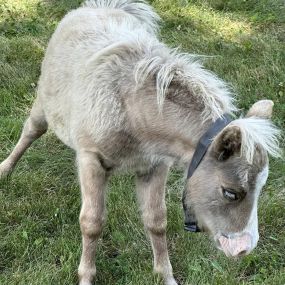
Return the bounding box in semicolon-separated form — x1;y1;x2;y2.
119;51;233;163
126;87;217;163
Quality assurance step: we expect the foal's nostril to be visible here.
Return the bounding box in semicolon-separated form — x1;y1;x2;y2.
218;233;253;257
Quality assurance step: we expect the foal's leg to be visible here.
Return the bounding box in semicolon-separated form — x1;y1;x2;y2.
136;163;177;285
0;98;47;178
77;151;107;285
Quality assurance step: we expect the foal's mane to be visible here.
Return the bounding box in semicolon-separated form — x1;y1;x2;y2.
84;0;237;122
134;45;237;121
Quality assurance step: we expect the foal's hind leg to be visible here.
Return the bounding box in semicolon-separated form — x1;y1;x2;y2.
136;163;178;285
0;98;47;178
77;150;108;285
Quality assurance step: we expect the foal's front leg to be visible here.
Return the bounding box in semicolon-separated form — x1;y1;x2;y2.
136;163;178;285
77;151;108;285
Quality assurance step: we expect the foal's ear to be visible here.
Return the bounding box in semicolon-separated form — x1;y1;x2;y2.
246;100;274;119
212;126;241;161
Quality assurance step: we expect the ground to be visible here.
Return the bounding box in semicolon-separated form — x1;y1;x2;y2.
0;0;284;284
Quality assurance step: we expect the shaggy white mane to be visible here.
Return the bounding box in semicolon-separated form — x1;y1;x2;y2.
230;117;282;163
83;1;237;122
134;47;237;121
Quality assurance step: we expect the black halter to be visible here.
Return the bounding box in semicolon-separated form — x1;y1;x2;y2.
184;114;232;232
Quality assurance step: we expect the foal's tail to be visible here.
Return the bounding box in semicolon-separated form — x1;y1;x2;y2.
82;0;160;33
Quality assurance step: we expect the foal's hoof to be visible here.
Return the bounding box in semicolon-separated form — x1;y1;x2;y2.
78;267;96;285
165;277;178;285
79;280;92;285
0;160;12;179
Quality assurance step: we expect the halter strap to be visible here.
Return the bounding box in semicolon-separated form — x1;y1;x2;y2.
187;114;232;179
184;114;232;233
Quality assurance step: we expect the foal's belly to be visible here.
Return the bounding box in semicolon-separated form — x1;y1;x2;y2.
38;86;74;148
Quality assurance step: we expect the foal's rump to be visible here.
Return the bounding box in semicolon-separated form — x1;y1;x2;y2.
37;0;159;148
82;0;160;34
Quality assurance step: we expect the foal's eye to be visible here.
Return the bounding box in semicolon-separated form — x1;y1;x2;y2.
222;187;239;201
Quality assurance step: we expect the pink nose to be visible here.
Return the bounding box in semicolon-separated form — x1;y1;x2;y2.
219;233;252;257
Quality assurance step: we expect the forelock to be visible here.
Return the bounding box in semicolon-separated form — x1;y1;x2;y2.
229;117;282;164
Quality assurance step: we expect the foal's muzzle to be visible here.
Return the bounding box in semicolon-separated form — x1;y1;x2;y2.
216;233;253;257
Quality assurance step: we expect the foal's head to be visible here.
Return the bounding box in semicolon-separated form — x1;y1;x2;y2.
183;100;281;257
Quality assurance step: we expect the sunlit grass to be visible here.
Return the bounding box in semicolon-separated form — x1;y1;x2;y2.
0;0;40;19
158;3;253;43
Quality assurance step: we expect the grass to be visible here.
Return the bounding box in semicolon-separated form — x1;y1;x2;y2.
0;0;284;284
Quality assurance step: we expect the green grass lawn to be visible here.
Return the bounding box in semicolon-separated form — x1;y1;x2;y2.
0;0;284;284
